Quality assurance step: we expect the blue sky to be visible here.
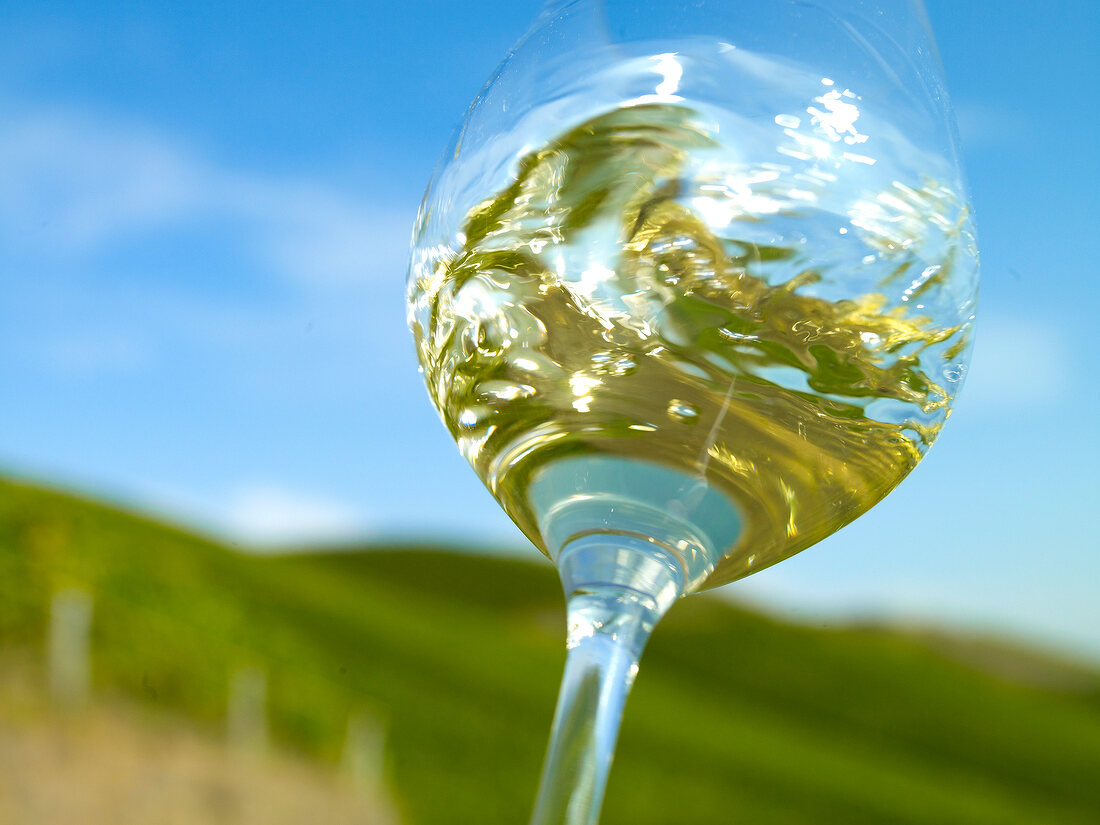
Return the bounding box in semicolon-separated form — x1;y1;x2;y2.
2;1;1098;660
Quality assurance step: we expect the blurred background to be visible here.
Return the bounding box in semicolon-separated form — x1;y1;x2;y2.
1;2;1098;824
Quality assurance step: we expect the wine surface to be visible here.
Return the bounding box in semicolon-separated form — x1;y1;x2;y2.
409;100;975;590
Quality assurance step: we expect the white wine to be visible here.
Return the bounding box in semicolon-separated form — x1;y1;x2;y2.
409;101;975;591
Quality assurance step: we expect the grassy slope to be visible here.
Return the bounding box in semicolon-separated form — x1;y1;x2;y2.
1;476;1099;825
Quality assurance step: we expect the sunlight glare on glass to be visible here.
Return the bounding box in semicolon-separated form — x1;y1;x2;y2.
654;53;683;97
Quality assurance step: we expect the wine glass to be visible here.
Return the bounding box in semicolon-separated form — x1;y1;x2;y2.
406;0;978;822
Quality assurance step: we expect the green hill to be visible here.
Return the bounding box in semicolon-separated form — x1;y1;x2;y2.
2;476;1099;824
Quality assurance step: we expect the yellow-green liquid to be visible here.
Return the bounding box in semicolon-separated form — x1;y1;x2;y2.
409;104;972;590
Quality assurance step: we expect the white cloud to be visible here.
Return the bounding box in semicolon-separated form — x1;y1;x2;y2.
955;315;1069;413
43;332;155;375
223;483;370;547
113;479;372;550
0;105;414;287
953;102;1030;149
0;109;201;247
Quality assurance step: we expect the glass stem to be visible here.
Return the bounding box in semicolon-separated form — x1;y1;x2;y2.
529;535;683;825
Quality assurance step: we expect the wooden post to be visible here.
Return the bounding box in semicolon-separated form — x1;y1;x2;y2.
343;710;400;824
227;666;268;755
48;588;92;707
